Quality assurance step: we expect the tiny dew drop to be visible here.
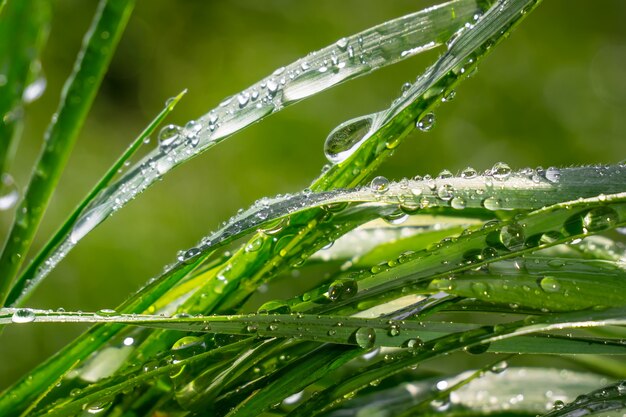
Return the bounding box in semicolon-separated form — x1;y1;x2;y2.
370;176;389;193
0;173;19;210
499;223;525;251
327;278;358;302
324;116;373;164
96;309;117;317
12;308;36;323
353;327;376;349
538;276;560;293
416;112;435;131
442;89;456;102
582;206;619;233
491;162;511;180
158;124;181;151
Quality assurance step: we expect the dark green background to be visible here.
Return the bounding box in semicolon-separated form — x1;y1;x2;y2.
1;0;625;387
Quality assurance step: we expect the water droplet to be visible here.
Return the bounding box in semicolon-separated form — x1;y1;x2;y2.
545;167;560;183
96;309;117;317
416;113;435;131
539;276;560;293
442;89;456;102
553;400;565;410
482;197;502;211
172;335;203;350
387;323;400;337
0;173;19;210
335;37;348;50
370;176;389;193
324;116;373;164
464;342;490;355
461;166;477;179
404;337;424;352
437;169;454;179
158;124;181;151
437;184;454;201
353;327;376;349
582;206;619;233
500;223;525;250
450;197;466;209
178;247;201;264
327;278;358;302
237;92;250;108
245;236;264;252
260;217;289;235
491;162;511;180
11;308;35;323
23;76;47;103
384;210;409;225
490;361;508;374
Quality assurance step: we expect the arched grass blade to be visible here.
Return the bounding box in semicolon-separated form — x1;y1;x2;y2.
0;0;135;306
27;0;491;292
6;89;187;307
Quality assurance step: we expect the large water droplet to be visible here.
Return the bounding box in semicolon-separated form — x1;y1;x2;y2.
582;206;619;233
327;278;358;302
491;162;511;181
158;124;181;151
499;223;525;251
544;167;561;183
324;116;373;164
482;197;502;210
0;173;19;210
12;308;35;323
461;166;477;179
353;327;376;349
416;113;435;131
539;276;560;293
437;184;454;201
370;176;389;193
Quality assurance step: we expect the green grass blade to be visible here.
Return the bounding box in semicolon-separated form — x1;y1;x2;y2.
0;0;50;177
5;89;187;307
0;0;135;306
27;0;490;288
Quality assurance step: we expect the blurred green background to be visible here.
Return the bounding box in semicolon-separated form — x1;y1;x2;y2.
1;0;626;388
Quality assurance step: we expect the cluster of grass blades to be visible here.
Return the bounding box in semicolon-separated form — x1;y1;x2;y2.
1;0;625;416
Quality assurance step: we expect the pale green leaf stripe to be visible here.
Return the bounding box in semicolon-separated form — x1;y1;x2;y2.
6;89;187;307
1;308;624;356
160;0;547;336
25;0;489;294
0;0;135;306
17;164;626;312
3;306;625;417
273;308;626;417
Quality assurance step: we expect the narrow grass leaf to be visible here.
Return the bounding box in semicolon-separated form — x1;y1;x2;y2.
0;0;135;306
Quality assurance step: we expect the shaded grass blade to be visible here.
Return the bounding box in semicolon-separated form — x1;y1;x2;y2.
0;0;135;306
5;89;187;307
0;0;50;176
